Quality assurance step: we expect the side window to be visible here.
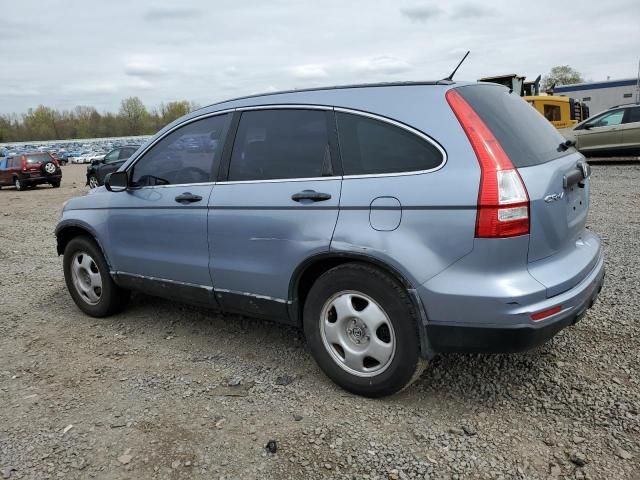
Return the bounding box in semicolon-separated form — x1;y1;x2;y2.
119;147;135;160
593;110;624;127
336;112;443;175
626;107;640;124
104;149;120;163
228;109;331;181
131;114;231;187
543;104;561;122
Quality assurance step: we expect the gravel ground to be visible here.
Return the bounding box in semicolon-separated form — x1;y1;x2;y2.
0;164;638;480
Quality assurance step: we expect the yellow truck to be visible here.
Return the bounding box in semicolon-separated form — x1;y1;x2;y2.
479;74;590;129
524;96;589;129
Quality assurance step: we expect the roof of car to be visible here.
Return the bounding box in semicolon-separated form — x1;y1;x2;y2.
607;102;640;110
198;80;456;112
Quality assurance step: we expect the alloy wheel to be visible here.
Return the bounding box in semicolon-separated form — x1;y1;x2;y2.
70;251;103;305
319;290;396;377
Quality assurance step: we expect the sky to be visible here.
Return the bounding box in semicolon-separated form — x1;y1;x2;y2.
1;0;639;114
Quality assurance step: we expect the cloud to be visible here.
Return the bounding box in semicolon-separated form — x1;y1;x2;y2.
352;56;412;75
143;6;201;21
223;66;240;77
451;4;496;19
400;5;442;22
124;58;167;78
69;83;119;95
288;64;328;80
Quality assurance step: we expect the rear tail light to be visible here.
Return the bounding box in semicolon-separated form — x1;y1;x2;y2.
446;89;530;238
21;157;27;172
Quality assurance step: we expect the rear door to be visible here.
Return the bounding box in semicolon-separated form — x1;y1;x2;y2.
208;107;341;318
620;106;640;150
457;85;600;296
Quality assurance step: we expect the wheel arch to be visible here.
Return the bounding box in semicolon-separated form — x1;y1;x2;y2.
289;252;433;358
55;221;112;270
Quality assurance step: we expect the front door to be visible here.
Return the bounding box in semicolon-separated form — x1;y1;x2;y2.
208;108;341;320
107;113;233;302
575;108;624;152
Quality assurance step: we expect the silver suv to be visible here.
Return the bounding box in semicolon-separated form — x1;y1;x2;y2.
56;81;605;397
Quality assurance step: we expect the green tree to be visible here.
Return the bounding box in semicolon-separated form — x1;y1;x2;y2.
541;65;585;91
159;100;193;126
119;96;148;135
22;105;60;140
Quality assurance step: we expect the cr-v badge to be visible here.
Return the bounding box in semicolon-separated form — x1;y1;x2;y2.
544;191;565;203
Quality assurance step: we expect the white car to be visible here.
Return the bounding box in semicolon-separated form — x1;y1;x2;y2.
69;151;92;164
87;152;106;163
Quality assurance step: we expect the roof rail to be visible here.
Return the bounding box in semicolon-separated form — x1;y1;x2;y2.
195;80;452;113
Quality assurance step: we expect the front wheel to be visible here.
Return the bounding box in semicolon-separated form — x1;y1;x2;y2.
63;236;129;317
88;175;99;188
303;263;425;397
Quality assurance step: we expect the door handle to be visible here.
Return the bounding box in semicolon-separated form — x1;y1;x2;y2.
291;190;332;202
174;192;202;204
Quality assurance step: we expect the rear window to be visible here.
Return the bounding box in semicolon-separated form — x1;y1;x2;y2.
457;85;569;168
336;112;443;175
26;153;51;164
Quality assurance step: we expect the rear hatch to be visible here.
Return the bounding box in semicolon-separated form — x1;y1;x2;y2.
457;84;600;297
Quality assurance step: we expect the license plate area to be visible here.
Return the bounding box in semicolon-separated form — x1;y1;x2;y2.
566;185;587;224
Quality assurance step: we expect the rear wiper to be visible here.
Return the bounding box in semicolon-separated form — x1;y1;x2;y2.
558;139;576;151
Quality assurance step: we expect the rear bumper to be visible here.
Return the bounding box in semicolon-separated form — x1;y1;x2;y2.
21;173;62;184
420;235;605;354
427;267;603;353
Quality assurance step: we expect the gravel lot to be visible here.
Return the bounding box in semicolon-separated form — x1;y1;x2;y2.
1;163;638;479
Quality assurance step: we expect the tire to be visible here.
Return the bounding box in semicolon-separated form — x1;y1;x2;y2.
42;161;57;176
303;262;426;397
88;175;99;189
14;178;24;191
63;236;129;317
51;180;61;188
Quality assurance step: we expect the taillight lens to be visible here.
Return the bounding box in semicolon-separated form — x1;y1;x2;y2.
21;157;27;171
446;89;530;238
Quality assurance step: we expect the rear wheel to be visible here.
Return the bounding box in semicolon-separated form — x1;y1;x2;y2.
303;263;425;397
63;236;129;317
14;178;24;191
50;180;61;188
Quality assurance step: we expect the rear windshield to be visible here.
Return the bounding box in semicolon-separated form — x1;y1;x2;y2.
456;84;570;168
26;153;51;164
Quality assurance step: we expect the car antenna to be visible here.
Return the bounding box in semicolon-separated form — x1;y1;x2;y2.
440;50;470;83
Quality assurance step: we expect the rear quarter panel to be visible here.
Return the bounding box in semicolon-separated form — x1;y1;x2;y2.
326;86;480;287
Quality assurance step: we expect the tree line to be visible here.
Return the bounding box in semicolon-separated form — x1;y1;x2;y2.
0;97;199;143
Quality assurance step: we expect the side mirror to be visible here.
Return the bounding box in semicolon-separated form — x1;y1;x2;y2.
583;123;593;130
105;171;128;192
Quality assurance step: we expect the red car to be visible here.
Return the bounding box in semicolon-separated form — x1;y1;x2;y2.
0;152;62;190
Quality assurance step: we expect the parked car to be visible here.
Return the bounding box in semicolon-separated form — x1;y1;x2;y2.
86;145;138;188
69;151;91;164
87;151;107;163
566;103;640;156
50;151;66;165
0;152;61;190
56;81;604;397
